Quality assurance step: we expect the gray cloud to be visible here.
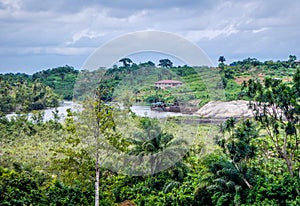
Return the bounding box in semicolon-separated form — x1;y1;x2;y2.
0;0;300;73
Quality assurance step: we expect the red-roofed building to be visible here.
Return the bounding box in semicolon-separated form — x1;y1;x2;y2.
154;80;183;89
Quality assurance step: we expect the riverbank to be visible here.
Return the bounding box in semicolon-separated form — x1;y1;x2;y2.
5;101;81;122
5;100;253;123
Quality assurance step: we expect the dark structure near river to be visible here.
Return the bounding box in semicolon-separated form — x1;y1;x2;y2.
150;101;197;114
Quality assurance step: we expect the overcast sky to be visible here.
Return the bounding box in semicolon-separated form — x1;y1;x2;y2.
1;0;300;73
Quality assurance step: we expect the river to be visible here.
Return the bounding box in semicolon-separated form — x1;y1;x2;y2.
6;102;194;122
6;101;81;122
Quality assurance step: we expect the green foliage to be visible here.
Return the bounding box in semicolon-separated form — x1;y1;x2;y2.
1;58;300;205
247;173;300;205
46;180;93;205
128;117;183;155
0;166;48;205
0;65;78;104
218;56;226;69
158;59;173;68
119;58;133;67
194;119;259;205
0;79;59;114
194;152;246;206
0;166;93;206
218;119;259;164
241;70;300;178
32;65;79;100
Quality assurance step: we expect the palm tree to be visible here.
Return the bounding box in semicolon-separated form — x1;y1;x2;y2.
195;154;245;205
128;117;188;174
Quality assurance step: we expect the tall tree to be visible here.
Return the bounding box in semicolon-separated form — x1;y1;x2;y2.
93;87;117;206
74;85;116;206
288;54;297;62
158;59;173;68
217;118;258;189
288;54;297;68
244;71;300;179
218;56;226;69
119;58;133;67
218;56;226;63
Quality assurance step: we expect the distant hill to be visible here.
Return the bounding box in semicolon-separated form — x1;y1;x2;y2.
0;65;79;114
74;56;299;107
32;65;79;100
1;56;299;114
0;65;79;100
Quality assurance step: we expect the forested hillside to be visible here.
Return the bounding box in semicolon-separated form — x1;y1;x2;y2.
0;78;60;114
0;65;78;114
32;65;79;100
1;57;300;205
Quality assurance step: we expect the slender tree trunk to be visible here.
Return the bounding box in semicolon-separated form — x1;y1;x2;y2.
277;149;294;178
94;118;100;206
95;140;100;206
232;161;252;189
